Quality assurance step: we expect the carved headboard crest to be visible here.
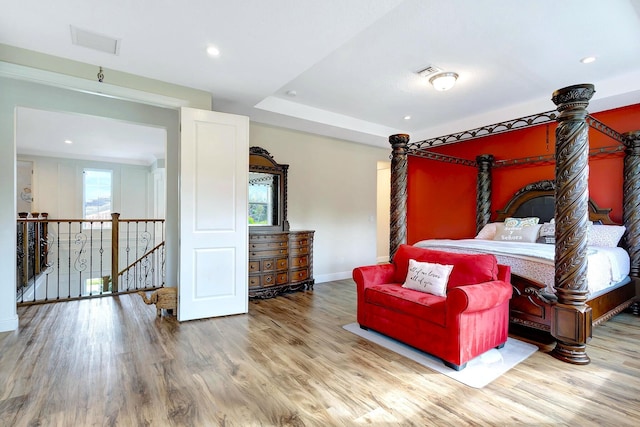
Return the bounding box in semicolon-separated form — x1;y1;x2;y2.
512;180;554;197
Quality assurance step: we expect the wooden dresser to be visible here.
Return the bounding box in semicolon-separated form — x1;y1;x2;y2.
248;230;314;298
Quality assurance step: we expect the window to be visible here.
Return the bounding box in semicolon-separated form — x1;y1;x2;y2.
83;169;113;224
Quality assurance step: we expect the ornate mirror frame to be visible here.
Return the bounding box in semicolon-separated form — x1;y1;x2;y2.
249;146;289;232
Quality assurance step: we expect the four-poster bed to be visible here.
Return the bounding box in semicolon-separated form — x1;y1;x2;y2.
388;83;640;364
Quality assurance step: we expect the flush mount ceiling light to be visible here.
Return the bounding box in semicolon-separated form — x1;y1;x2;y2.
580;56;596;64
429;72;459;91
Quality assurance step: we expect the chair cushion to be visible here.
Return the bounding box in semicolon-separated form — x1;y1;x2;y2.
364;282;446;326
392;244;498;288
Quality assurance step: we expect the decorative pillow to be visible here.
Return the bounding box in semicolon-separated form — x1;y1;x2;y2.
402;259;453;297
588;225;626;247
505;217;540;227
536;222;555;244
475;223;498;240
493;217;541;243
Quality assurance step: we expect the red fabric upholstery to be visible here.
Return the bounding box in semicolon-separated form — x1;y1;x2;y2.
392;244;498;287
353;245;512;370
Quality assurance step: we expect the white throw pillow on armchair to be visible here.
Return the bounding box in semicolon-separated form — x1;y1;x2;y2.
402;259;454;297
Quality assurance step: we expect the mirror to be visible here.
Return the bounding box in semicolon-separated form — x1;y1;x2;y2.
249;172;279;226
249;147;289;232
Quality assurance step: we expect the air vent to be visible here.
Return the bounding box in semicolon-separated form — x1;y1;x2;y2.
417;65;443;77
70;26;120;55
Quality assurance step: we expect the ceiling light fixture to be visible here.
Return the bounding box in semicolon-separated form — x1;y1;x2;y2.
64;140;73;144
580;56;596;64
404;115;411;120
206;45;220;57
429;72;459;91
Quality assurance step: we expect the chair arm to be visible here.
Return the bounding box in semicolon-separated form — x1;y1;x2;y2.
352;264;396;289
447;280;513;314
497;264;511;283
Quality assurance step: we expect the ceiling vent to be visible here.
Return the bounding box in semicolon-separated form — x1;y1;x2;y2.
417;65;442;77
70;26;120;55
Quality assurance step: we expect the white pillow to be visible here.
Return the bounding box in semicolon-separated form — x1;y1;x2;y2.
588;224;626;247
403;259;453;297
493;217;541;243
537;222;555;244
475;223;498;240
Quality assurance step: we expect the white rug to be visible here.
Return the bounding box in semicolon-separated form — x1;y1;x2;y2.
343;323;538;388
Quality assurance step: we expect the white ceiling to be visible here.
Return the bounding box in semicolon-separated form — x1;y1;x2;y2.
3;0;640;164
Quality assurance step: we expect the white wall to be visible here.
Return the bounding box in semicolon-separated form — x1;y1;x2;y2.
250;123;390;282
18;155;153;219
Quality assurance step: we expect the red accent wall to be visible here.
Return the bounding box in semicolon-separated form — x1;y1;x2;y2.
407;103;640;244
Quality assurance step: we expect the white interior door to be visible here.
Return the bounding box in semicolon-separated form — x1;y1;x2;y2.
178;107;248;321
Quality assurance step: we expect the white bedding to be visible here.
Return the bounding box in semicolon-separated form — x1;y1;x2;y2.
413;239;630;295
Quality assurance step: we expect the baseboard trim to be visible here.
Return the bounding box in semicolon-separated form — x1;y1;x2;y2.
315;271;352;284
0;314;19;332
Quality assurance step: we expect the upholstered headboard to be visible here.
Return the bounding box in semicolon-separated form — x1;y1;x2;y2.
495;180;615;224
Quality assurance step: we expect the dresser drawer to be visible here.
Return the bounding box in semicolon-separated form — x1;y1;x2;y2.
261;257;289;272
276;272;288;284
250;240;288;251
250;248;288;258
290;255;308;268
249;233;288;243
290;268;309;283
289;246;309;256
290;238;311;247
261;274;277;287
248;276;261;288
249;261;260;273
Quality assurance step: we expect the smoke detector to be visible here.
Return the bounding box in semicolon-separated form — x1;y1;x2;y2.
70;26;121;55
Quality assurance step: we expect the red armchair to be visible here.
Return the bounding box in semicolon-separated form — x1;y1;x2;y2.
353;244;513;370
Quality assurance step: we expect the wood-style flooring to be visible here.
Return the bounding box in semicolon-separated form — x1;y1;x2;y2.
1;279;639;426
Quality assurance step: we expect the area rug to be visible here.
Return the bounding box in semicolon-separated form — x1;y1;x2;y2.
343;323;538;388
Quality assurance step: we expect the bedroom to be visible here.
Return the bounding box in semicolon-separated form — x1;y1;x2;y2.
1;0;637;424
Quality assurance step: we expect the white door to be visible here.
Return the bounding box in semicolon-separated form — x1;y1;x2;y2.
178;107;248;321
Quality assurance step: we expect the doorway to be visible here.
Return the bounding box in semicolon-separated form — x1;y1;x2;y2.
377;161;390;263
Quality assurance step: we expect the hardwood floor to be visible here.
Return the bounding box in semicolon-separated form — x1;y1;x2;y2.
1;279;639;426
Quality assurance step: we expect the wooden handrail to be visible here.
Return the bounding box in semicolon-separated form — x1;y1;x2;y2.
118;241;165;276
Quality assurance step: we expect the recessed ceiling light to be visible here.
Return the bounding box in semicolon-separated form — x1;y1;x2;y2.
580;56;596;64
64;140;73;144
206;45;220;57
404;115;411;120
286;90;297;97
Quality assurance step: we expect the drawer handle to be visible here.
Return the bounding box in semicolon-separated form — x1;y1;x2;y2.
265;262;272;268
266;277;272;283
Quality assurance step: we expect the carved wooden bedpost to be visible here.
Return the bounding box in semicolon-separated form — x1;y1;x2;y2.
623;131;640;278
476;154;494;234
389;134;410;261
550;84;595;365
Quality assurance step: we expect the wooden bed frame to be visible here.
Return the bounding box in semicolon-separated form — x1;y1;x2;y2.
388;83;640;364
494;180;637;345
